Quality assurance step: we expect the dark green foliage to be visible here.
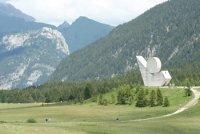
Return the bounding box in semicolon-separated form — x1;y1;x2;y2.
171;62;200;86
163;97;170;107
117;90;126;105
97;95;108;106
185;88;192;97
97;94;103;105
150;90;156;107
136;89;146;107
111;94;115;104
117;86;133;105
102;99;108;106
83;84;92;100
51;0;200;82
26;118;37;123
0;70;141;103
156;88;163;106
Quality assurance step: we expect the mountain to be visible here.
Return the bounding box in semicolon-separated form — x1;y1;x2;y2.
0;2;35;21
0;2;55;36
58;21;70;30
51;0;200;81
0;27;69;89
60;16;113;52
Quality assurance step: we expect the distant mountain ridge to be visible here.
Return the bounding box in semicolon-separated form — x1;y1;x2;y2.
0;2;55;36
51;0;200;81
58;21;70;30
0;2;70;89
0;2;35;21
0;2;115;89
59;16;113;52
0;27;69;89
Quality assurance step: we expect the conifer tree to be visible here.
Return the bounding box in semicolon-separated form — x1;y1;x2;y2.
163;97;170;107
136;89;145;107
156;88;163;106
150;90;156;107
97;94;103;105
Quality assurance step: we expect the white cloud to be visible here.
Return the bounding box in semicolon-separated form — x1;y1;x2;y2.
8;0;167;26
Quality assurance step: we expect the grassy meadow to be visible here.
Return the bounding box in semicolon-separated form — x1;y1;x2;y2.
0;88;199;134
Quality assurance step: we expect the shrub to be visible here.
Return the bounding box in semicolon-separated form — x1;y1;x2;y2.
163;97;170;107
27;118;37;123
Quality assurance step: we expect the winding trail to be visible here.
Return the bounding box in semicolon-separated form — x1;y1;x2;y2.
120;86;200;122
51;87;200;125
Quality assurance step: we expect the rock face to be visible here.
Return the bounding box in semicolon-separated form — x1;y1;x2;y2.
0;27;69;89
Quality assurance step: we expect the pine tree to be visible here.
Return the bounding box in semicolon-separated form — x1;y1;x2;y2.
83;86;91;100
117;89;126;104
136;89;145;107
150;90;156;107
163;97;170;107
156;88;163;106
111;94;115;104
97;94;103;105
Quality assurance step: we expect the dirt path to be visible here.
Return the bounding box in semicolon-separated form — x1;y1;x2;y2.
120;87;200;122
54;87;200;124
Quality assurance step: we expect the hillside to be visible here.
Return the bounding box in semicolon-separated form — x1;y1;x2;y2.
59;16;113;52
51;0;200;81
0;27;69;89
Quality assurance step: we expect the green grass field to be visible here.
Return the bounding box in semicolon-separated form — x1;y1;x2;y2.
0;88;199;134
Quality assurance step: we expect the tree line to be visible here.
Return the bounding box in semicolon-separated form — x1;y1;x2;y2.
0;70;142;103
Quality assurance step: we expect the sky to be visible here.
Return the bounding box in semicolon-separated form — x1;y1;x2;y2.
4;0;167;26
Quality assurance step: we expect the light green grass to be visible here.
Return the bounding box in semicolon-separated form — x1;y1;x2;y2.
0;88;198;134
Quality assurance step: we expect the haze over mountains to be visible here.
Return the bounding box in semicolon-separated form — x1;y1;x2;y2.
59;16;113;52
0;2;113;89
51;0;200;81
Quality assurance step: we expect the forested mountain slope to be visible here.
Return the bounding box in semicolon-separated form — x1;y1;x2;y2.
51;0;200;81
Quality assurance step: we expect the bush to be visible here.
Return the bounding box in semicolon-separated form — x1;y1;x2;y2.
102;99;108;106
185;88;192;97
27;118;37;123
163;97;170;107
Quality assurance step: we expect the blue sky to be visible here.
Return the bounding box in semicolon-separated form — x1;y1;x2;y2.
6;0;167;26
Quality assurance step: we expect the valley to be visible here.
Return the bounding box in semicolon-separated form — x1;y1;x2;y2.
0;0;199;133
0;88;199;134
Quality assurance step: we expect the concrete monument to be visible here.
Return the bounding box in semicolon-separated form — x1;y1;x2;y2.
136;56;172;87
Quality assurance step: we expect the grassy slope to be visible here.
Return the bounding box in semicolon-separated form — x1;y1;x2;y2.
0;88;198;134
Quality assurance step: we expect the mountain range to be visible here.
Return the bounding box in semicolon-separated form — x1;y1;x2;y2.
59;16;113;52
51;0;200;81
0;27;69;89
0;2;113;89
0;3;55;36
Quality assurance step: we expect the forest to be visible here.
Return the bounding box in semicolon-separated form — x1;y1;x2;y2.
0;62;199;104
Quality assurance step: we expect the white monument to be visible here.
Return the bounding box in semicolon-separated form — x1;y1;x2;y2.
136;56;172;87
